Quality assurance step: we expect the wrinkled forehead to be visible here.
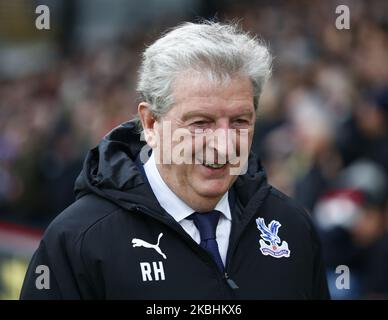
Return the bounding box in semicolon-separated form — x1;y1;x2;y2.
168;71;255;115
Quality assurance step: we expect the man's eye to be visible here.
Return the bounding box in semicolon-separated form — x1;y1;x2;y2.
191;121;209;127
233;119;249;125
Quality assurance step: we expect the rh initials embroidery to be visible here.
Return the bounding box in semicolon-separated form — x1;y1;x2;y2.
131;233;167;282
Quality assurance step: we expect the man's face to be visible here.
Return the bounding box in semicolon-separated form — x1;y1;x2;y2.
147;73;255;209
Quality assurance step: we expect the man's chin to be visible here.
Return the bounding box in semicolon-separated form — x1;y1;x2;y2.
194;181;231;199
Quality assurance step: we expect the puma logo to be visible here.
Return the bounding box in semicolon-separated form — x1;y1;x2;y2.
131;233;167;259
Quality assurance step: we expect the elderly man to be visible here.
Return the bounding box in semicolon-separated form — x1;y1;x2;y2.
20;21;330;299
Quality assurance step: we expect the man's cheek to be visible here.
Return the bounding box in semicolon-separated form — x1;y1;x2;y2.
171;132;196;165
229;131;250;175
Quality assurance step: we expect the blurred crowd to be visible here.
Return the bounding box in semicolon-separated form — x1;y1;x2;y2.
0;41;141;225
0;0;388;299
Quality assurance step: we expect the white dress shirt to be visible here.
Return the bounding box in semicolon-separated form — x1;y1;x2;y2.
143;152;231;265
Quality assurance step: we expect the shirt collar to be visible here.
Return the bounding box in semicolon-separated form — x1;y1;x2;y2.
143;152;231;223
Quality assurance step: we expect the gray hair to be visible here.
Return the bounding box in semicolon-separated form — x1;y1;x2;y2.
135;21;272;129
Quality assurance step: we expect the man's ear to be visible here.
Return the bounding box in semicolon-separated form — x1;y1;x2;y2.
138;102;158;147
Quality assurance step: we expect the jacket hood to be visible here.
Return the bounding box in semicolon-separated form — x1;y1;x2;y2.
74;120;270;214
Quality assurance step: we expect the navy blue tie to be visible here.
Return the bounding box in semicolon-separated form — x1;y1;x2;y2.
191;210;224;272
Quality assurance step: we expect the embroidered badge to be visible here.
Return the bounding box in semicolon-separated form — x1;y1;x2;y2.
256;218;290;258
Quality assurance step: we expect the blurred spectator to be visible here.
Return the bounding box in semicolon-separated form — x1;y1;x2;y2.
336;87;388;175
315;161;388;299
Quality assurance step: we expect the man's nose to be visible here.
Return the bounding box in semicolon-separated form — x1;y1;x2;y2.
207;125;236;163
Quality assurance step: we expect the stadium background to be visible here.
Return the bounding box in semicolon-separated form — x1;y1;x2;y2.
0;0;387;299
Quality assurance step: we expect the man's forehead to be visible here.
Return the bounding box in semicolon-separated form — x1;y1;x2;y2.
178;106;255;120
172;71;253;97
169;73;254;115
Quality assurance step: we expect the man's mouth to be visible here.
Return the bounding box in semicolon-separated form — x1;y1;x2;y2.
202;163;227;169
